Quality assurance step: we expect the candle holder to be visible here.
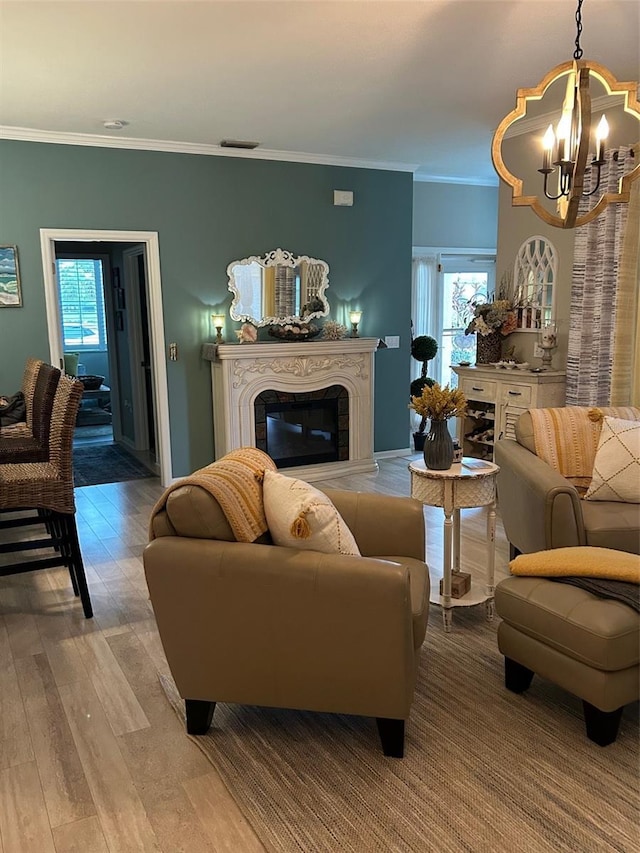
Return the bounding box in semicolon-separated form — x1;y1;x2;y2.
539;324;557;368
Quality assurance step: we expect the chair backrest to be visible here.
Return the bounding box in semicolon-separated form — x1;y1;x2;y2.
48;374;84;480
20;357;44;428
30;362;61;449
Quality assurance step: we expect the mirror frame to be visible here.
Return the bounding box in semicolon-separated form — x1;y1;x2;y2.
512;235;557;331
227;247;330;327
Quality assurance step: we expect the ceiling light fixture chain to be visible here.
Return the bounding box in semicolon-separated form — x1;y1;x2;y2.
573;0;584;60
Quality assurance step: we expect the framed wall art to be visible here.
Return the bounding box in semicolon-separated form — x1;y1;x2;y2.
0;245;22;307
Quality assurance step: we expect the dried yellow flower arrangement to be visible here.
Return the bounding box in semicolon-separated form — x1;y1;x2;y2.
409;382;467;421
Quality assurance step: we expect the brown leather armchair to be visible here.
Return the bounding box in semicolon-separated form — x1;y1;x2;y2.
144;482;429;757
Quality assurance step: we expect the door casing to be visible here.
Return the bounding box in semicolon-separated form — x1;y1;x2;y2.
40;228;172;486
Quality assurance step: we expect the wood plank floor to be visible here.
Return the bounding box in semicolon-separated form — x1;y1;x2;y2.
0;453;510;852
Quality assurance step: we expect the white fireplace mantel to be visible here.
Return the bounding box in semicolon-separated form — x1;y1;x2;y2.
206;338;379;481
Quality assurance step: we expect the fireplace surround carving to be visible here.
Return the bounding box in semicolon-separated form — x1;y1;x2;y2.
206;339;378;481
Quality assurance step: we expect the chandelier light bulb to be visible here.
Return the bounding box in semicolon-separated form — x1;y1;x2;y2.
556;113;571;161
543;125;555;150
542;125;555;171
595;114;609;163
596;115;609;141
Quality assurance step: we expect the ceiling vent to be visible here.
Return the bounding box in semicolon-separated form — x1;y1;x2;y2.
220;139;260;150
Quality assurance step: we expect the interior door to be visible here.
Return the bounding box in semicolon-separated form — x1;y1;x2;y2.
123;246;157;458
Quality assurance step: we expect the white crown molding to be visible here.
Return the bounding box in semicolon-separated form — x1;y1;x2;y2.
413;246;496;256
503;93;626;139
413;173;498;187
0;126;419;174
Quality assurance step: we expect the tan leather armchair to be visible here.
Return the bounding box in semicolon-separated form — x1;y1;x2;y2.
495;410;640;557
144;483;429;757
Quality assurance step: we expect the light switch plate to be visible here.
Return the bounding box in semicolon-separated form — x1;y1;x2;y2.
385;335;400;348
533;343;544;358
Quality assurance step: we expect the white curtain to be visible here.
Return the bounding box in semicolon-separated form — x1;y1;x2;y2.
566;146;638;406
411;254;441;378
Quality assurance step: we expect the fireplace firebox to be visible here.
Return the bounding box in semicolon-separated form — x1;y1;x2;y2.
255;385;348;469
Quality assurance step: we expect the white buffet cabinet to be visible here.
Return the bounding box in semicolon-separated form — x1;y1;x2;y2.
452;366;566;461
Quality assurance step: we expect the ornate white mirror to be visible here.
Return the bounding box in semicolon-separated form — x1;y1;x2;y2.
512;235;557;330
227;248;330;327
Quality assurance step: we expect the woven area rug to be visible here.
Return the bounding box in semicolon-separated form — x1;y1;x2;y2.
161;607;639;853
73;442;155;486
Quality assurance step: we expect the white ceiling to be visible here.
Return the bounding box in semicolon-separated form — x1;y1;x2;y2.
1;0;638;184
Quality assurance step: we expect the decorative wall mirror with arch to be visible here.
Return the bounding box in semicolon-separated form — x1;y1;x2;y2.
227;248;330;327
512;236;557;330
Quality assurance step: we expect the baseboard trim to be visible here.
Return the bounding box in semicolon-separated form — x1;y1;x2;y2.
375;447;414;459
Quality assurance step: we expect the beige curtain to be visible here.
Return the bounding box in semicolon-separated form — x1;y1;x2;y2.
611;159;640;406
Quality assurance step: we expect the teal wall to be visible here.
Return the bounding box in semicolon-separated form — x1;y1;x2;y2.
0;140;413;474
413;181;498;248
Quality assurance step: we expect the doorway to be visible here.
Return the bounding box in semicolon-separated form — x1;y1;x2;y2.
40;229;172;486
412;249;496;388
55;252;115;450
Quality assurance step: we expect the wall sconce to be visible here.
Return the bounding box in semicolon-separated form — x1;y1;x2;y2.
211;314;225;344
349;310;362;338
491;0;640;229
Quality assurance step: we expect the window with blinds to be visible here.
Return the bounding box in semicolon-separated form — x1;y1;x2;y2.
56;258;108;351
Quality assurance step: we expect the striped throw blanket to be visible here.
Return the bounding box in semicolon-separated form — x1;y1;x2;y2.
529;406;640;493
149;447;277;543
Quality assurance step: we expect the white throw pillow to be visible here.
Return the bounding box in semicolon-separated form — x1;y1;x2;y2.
584;416;640;503
263;469;360;555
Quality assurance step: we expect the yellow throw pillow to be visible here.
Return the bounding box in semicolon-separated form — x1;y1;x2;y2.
510;547;640;583
263;469;360;556
584;417;640;503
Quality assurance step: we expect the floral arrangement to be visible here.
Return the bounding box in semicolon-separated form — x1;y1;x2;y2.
464;300;518;337
464;272;519;337
409;382;467;421
321;320;348;341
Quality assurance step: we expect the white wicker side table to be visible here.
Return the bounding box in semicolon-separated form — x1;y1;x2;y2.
409;458;499;631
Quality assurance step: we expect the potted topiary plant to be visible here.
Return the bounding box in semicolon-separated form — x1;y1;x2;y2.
410;334;438;451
